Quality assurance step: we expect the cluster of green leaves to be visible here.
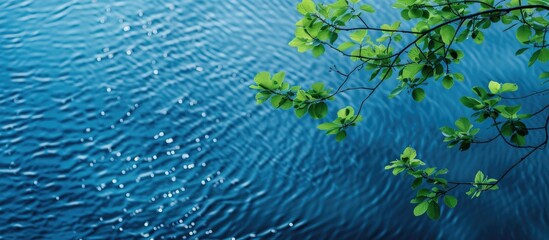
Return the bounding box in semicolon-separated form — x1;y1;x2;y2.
466;171;499;198
251;0;548;220
385;147;500;219
250;71;335;119
294;82;334;119
317;106;363;141
385;147;457;220
456;81;532;147
250;71;365;139
289;0;548;103
440;117;480;151
251;72;295;109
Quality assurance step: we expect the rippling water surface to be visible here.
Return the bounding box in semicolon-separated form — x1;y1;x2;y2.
1;0;548;239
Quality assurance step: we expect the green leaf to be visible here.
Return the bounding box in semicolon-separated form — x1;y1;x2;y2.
427;201;440;220
318;122;339;131
474;171;485;183
299;0;316;14
350;30;368;43
338;42;356;51
529;49;541;66
254;72;271;85
539;48;549;63
500;122;513;136
255;92;270;104
402;147;417;160
270;95;284;108
412;88;426;102
440;25;456;45
488;81;501;94
455;117;472;132
500;83;518;93
442;75;454;89
402;63;424;79
505;105;521;115
440;126;455;137
515;48;528;56
272;71;285;85
473;31;484;44
337;106;355;119
280;98;293;110
312;45;325;57
335;130;347;142
443;195;458;208
311;82;325;92
511;134;526;146
360;4;375;13
295;107;307;118
411;178;423;189
460;96;482;108
309;102;328;119
413;201;429;216
453;73;465;82
516;25;531;43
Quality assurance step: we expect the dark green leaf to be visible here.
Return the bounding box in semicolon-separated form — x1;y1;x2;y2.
335;130;347;142
442;75;454;89
412;88;426;102
426;201;440;220
516;25;531;43
444;195;458;208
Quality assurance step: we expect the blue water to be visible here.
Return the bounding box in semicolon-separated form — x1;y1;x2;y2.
1;0;548;239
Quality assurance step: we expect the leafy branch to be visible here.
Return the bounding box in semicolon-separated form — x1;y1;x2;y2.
250;0;549;220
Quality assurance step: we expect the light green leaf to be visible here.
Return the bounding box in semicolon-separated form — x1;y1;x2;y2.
318;122;339;131
413;201;429;216
337;106;355;119
255;92;270;104
500;83;518;93
474;171;485;183
254;72;271;85
403;63;424;79
402;147;417;160
272;71;285;85
300;0;316;14
350;30;368;43
311;82;325;92
488;81;501;94
338;42;356;51
360;4;375;13
270;95;284;108
473;31;484;44
295;107;307;118
440;25;456;45
455;117;471;132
